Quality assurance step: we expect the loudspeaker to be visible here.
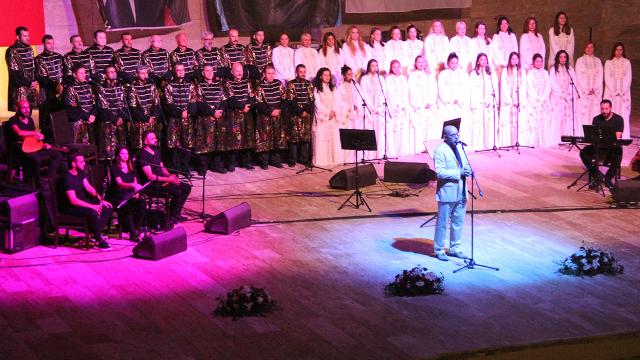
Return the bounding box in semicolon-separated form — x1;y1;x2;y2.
205;202;252;234
133;226;187;260
329;163;378;190
383;162;436;183
613;180;640;203
0;187;41;253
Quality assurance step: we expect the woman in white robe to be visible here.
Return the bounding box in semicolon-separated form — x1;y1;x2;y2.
408;56;438;154
549;50;579;144
548;11;575;68
604;42;632;139
335;66;360;163
424;20;450;74
499;52;527;147
312;68;339;167
384;60;409;157
369;27;386;75
272;32;295;83
359;59;387;157
294;32;320;81
438;53;469;136
519;16;546;71
384;26;408;75
405;25;424;73
526;54;551;147
491;16;518;77
341;25;372;79
318;32;344;86
575;42;603;135
468;53;498;149
470;21;493;71
449;21;473;73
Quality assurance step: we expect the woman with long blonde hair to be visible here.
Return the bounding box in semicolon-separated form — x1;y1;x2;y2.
341;25;371;78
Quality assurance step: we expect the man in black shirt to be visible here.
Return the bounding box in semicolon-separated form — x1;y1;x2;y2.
579;99;624;190
61;152;113;249
138;131;192;224
7;99;62;189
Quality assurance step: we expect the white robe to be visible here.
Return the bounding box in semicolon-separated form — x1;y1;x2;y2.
384;74;409;157
294;46;320;81
384;39;408;74
424;34;450;73
405;39;424;71
318;47;344;85
604;57;632;139
499;68;527;146
408;70;438;154
526;67;551;147
519;32;546;71
370;41;386;72
438;68;469;135
491;31;518;71
335;81;360;162
312;85;339;166
468;70;498;149
449;35;474;73
549;66;579;144
575;54;603;136
359;72;387;156
341;41;372;79
470;36;492;69
272;46;295;83
548;27;575;68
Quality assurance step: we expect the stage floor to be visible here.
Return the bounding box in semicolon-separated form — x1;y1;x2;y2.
1;139;640;359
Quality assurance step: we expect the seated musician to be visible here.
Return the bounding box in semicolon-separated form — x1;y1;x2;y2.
137;131;192;225
108;147;146;242
60;152;113;249
7;99;62;188
579;99;624;189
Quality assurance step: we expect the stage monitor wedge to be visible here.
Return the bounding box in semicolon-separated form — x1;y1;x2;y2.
383;162;436;184
133;226;187;260
205;202;252;235
329;164;378;190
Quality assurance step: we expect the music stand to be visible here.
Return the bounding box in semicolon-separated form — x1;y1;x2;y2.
338;129;377;212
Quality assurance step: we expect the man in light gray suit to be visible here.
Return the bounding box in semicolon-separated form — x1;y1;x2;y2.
433;125;472;261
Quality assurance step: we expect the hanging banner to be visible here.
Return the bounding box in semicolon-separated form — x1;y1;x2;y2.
345;0;471;13
97;0;191;30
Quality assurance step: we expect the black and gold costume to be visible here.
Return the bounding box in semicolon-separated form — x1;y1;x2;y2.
286;77;314;165
62;49;94;85
96;79;128;160
194;79;227;173
35;49;64;139
169;46;197;80
255;78;287;168
114;46;142;83
5;40;36;110
86;43;114;83
245;42;272;80
223;77;256;169
164;76;198;171
195;46;224;80
63;79;98;143
142;47;172;84
128;78;161;149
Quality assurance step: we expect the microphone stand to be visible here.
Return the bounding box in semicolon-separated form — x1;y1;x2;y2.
454;142;499;273
345;79;373;165
476;70;508;157
500;69;534;153
559;66;581;152
376;72;396;162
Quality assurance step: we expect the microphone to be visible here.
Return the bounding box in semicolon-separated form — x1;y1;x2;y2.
457;140;468;146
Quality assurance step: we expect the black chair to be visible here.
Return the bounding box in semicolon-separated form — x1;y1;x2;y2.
45;176;92;249
50;110;98;165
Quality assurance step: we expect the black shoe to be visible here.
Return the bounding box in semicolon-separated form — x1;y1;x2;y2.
271;163;283;168
197;168;206;177
212;167;227;174
97;239;111;249
244;164;254;170
260;164;269;170
287;162;296;167
227;165;235;172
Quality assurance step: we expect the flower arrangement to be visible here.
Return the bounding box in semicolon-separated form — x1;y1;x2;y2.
214;285;278;319
558;246;624;277
385;266;444;296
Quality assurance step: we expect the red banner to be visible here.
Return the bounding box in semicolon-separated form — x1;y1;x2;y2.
0;0;45;47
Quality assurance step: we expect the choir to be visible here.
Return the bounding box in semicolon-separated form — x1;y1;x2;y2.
5;14;633;173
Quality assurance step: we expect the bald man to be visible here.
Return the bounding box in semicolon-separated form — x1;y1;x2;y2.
169;32;197;80
220;28;248;80
222;62;256;170
432;125;472;261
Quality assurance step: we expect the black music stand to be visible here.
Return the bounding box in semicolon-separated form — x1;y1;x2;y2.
338;129;377;212
568;125;616;195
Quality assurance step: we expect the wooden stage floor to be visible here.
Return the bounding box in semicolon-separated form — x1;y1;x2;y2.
1;137;640;359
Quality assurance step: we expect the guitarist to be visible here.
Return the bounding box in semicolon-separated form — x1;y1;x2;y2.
7;99;62;189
